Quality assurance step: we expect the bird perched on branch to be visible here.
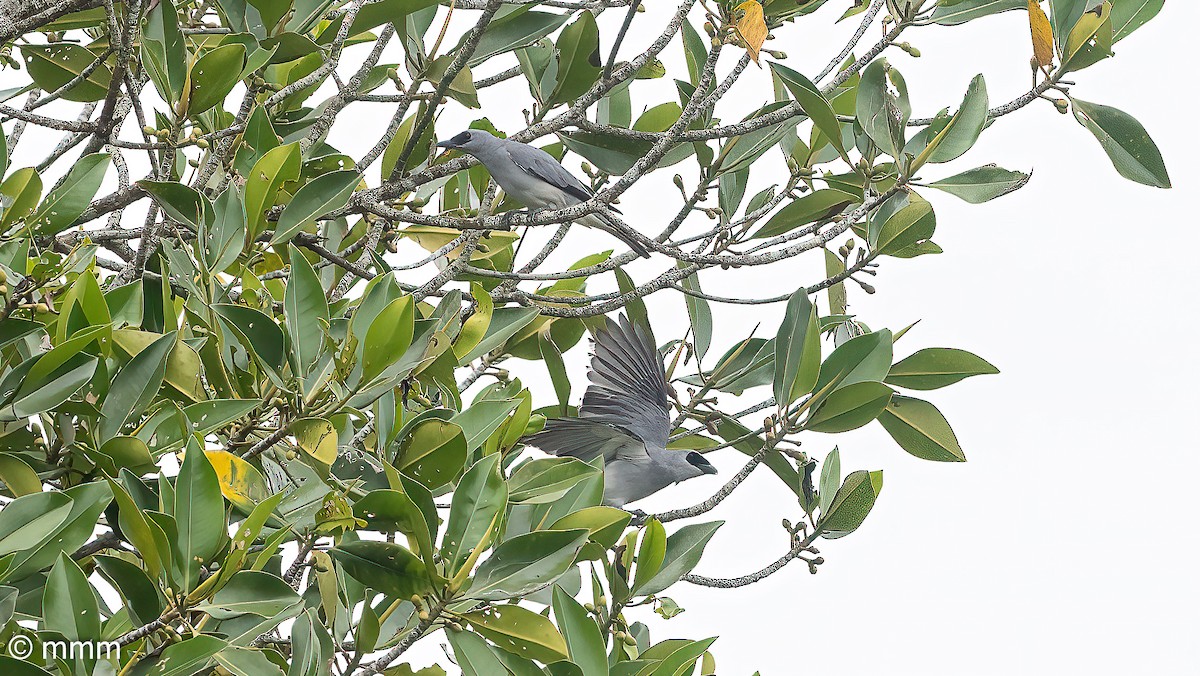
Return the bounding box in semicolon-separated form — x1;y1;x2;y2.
524;315;717;509
435;130;651;257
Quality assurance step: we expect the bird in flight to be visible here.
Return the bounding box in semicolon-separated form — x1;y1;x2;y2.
435;130;651;257
524;315;717;509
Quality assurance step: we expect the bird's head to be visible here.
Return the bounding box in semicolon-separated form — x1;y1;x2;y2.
435;129;496;155
685;451;718;477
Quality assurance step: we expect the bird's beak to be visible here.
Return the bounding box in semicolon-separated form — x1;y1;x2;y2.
435;140;456;149
700;462;718;476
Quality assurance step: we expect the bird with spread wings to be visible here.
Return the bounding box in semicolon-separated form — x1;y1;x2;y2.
524;315;717;508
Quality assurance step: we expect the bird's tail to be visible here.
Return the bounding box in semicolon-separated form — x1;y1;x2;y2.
585;213;652;258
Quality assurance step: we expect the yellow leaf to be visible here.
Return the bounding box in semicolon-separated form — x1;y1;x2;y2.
292;417;338;465
1064;2;1111;62
204;450;270;512
1028;0;1055;67
735;0;768;65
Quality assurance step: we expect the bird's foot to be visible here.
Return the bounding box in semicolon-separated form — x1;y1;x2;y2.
627;508;649;525
499;210;518;230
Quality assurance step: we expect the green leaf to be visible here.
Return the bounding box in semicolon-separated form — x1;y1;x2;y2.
107;479;167;581
634;102;683;133
394;418;467;489
461;604;569;664
28;153;109;236
129;635;227;676
175;447;226;591
1072;98;1170;188
773;290;821;406
353;487;437;573
458;306;541;365
452;398;521;451
930;0;1025;25
20;44;113;102
0;453;41;496
468;10;571;67
196;570;301;618
245;143;302;240
1110;0;1163;41
871;197;935;256
636;521;723;597
184;399;261;436
284;244;329;375
249;0;292;33
678;268;712;359
138;180;206;230
552;586;607;676
94;554;164;626
141;0;187;106
818;447;840;515
214;304;287;373
855;59;909;158
449;630;510;676
361;295;414;384
187;44;246;117
202;186;247;273
44;553;100;641
0;491;73;558
549;10;601;106
331;540;433;599
99;331;174;442
0;168;42;230
441;454;507;576
272;170;360;244
538;332;571;416
2;354;98;422
769;61;848;161
927;165;1031;203
633;519;667;592
927;74;988;163
750;189;858;239
805;381;892;433
508;457;600;505
877;395;966;461
819;469;883;538
813;329;893;396
886;348;999;390
547;506;631;550
3;481;111;582
468;528;588;600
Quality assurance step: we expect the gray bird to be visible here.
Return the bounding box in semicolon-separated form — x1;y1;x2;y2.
435;130;651;257
524;315;717;508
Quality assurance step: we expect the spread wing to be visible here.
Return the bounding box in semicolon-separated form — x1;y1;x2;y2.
578;315;671;449
524;417;649;463
504;141;623;214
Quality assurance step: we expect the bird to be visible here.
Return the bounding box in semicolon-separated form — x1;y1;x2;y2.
435;130;652;258
523;314;717;509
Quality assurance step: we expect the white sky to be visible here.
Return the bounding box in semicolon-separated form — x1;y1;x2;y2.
5;1;1198;673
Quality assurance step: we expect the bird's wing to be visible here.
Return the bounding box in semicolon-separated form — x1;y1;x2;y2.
525;417;649;463
579;315;671;449
504;141;595;204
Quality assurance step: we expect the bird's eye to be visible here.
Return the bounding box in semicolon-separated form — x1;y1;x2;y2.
686;452;705;466
452;131;472;145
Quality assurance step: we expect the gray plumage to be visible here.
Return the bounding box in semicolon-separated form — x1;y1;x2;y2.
524;315;717;508
436;130;651;257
